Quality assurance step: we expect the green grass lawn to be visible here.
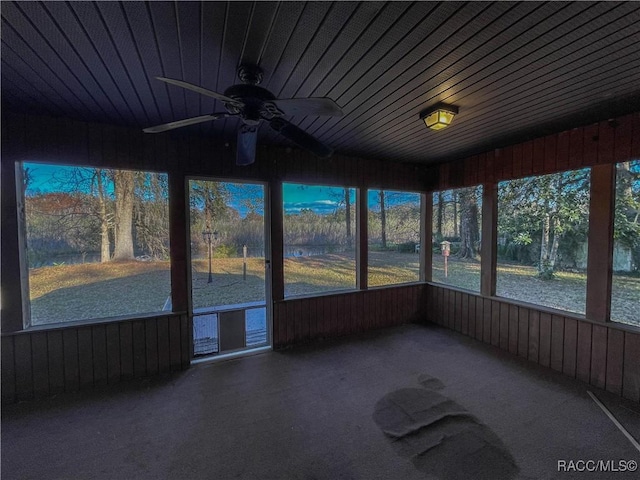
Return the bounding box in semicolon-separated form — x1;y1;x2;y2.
29;253;639;327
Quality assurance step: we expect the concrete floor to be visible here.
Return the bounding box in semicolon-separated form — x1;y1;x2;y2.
2;324;639;480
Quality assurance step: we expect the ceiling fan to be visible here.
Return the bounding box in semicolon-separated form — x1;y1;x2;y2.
143;64;344;166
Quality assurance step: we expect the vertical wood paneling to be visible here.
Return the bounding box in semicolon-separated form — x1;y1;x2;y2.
576;322;592;384
563;318;577;378
454;292;462;332
583;124;599;166
1;336;16;403
78;327;94;388
47;331;65;394
550;315;564;372
508;305;518;355
132;320;147;377
605;329;624;395
14;335;33;400
539;313;551;368
521;140;533;176
555;130;570;171
168;316;181;370
475;296;483;341
106;323;121;383
623;333;640;403
180;314;190;370
532;137;545;174
597;120;615;165
63;329;80;392
31;332;49;398
590;325;608;389
145;318;159;376
92;325;108;385
157;316;171;372
568;127;584;169
491;300;500;347
483;298;492;344
461;294;469;336
517;307;528;358
528;310;540;363
499;302;509;350
119;322;134;380
543;135;557;173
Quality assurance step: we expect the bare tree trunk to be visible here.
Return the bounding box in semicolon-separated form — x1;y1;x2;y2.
539;212;551;273
436;191;444;240
458;188;479;259
95;169;111;263
549;216;561;269
345;188;352;247
112;170;135;261
379;190;387;249
453;192;459;238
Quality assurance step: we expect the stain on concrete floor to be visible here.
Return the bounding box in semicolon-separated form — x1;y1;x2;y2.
373;376;519;480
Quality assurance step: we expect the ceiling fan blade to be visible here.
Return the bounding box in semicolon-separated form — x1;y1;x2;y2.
156;77;244;108
269;118;333;158
271;98;343;117
143;114;227;133
237;124;258;166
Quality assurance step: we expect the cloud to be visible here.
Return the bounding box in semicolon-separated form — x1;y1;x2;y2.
284;200;339;214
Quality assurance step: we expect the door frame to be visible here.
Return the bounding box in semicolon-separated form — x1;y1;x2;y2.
185;176;272;360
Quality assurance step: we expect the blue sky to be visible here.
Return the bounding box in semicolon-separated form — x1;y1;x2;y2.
24;163;420;217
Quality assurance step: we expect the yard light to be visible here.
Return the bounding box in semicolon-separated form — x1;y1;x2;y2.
202;227;218;284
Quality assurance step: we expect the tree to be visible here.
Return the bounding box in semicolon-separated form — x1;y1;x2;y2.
436;191;444;241
345;188;352;247
112;170;135;261
458;187;480;259
497;169;590;278
379;190;387;249
92;169;111;262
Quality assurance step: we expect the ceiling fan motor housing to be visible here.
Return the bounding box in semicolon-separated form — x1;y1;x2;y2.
224;84;277;125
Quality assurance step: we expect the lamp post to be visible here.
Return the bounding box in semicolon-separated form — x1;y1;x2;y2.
202;228;219;284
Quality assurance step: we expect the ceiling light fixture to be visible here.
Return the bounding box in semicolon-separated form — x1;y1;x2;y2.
419;103;459;131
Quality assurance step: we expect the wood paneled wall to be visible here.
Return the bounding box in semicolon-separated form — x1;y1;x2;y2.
273;284;426;348
425;111;640;404
432;113;640;190
1;314;190;404
426;286;640;403
1;113;430;404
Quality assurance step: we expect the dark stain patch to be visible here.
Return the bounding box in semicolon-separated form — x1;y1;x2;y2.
373;388;519;480
417;373;445;390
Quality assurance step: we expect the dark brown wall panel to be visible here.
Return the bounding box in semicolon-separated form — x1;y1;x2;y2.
273;285;425;349
31;332;49;398
590;325;608;389
2;313;191;405
605;329;624;396
623;333;640;403
47;331;65;394
562;318;577;378
499;302;509;351
13;334;33;401
1;336;16;403
538;313;552;368
92;325;108;386
550;315;565;373
517;307;528;358
527;310;540;363
576;322;592;384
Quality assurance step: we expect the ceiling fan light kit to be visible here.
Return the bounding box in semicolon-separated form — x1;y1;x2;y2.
143;65;343;166
420;103;459;130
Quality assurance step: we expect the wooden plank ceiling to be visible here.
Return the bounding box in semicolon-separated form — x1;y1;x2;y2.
2;1;640;164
